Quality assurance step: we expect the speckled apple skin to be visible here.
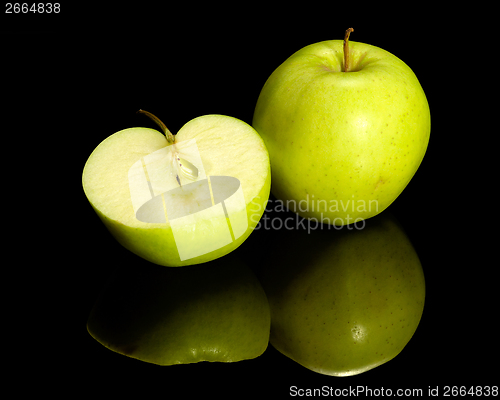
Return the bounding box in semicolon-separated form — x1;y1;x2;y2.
253;40;430;225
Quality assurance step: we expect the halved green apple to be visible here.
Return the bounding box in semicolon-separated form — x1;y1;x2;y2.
82;112;270;266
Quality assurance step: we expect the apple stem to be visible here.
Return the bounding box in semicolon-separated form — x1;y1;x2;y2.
343;27;354;72
137;109;175;144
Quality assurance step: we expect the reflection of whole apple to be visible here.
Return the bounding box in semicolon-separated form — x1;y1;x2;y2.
253;29;430;225
82;111;270;266
87;252;270;365
257;212;425;376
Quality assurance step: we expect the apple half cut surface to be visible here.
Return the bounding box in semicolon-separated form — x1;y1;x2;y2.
82;113;271;267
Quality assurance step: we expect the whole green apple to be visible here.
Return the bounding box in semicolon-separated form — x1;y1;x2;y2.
253;29;430;226
87;252;271;365
82;111;270;266
257;212;425;376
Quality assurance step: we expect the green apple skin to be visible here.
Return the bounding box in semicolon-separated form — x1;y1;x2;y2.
257;213;425;376
87;252;270;365
82;115;271;267
253;40;430;226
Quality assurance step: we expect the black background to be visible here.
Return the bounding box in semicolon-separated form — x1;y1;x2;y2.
3;5;494;398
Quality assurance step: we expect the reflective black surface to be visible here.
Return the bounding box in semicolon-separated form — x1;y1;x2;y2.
7;10;490;399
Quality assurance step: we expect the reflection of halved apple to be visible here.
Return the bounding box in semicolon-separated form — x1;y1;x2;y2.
82;112;270;266
87;252;271;365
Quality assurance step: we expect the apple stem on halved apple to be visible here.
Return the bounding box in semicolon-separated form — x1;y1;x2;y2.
137;109;189;187
343;27;354;72
137;109;176;144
